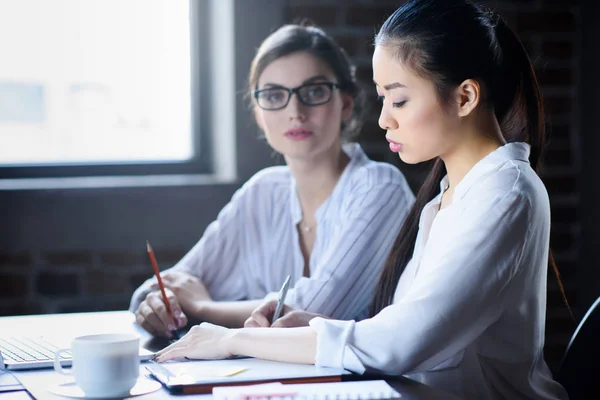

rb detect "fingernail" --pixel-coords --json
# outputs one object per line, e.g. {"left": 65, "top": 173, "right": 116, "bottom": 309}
{"left": 175, "top": 309, "right": 182, "bottom": 318}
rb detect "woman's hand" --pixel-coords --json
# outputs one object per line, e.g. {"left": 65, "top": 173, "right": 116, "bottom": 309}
{"left": 155, "top": 322, "right": 234, "bottom": 362}
{"left": 135, "top": 287, "right": 188, "bottom": 338}
{"left": 244, "top": 300, "right": 325, "bottom": 328}
{"left": 152, "top": 271, "right": 213, "bottom": 318}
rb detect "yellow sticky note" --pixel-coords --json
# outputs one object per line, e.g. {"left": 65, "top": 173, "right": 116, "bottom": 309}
{"left": 172, "top": 365, "right": 248, "bottom": 378}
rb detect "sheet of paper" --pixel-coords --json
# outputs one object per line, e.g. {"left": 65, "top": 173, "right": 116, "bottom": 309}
{"left": 212, "top": 379, "right": 402, "bottom": 400}
{"left": 148, "top": 361, "right": 250, "bottom": 385}
{"left": 169, "top": 364, "right": 248, "bottom": 378}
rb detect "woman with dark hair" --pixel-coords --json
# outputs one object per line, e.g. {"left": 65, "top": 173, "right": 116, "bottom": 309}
{"left": 130, "top": 25, "right": 414, "bottom": 336}
{"left": 155, "top": 1, "right": 569, "bottom": 398}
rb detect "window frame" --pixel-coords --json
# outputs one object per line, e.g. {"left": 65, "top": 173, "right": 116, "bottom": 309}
{"left": 0, "top": 0, "right": 212, "bottom": 180}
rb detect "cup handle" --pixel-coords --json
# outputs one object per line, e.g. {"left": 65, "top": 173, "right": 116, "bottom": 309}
{"left": 53, "top": 348, "right": 72, "bottom": 375}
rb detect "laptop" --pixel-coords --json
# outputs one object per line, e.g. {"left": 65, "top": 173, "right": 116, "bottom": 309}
{"left": 0, "top": 335, "right": 156, "bottom": 371}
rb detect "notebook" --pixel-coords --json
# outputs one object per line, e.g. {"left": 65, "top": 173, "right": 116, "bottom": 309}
{"left": 212, "top": 380, "right": 402, "bottom": 399}
{"left": 145, "top": 358, "right": 350, "bottom": 394}
{"left": 0, "top": 335, "right": 155, "bottom": 371}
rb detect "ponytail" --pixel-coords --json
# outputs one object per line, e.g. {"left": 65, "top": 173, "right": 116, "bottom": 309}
{"left": 491, "top": 15, "right": 545, "bottom": 172}
{"left": 493, "top": 14, "right": 573, "bottom": 319}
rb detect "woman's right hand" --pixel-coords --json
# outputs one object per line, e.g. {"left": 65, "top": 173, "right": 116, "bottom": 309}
{"left": 134, "top": 287, "right": 188, "bottom": 338}
{"left": 157, "top": 271, "right": 212, "bottom": 317}
{"left": 244, "top": 300, "right": 290, "bottom": 328}
{"left": 244, "top": 300, "right": 323, "bottom": 328}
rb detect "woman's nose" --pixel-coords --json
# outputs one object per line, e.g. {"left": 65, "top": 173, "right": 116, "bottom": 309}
{"left": 378, "top": 107, "right": 397, "bottom": 131}
{"left": 286, "top": 94, "right": 308, "bottom": 122}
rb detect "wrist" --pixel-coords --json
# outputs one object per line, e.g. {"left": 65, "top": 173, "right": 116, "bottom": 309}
{"left": 193, "top": 300, "right": 213, "bottom": 321}
{"left": 224, "top": 328, "right": 242, "bottom": 356}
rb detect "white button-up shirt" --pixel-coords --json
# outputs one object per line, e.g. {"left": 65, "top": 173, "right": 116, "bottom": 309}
{"left": 130, "top": 143, "right": 414, "bottom": 321}
{"left": 310, "top": 143, "right": 569, "bottom": 399}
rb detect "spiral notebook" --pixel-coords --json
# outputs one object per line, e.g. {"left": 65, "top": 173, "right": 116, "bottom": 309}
{"left": 212, "top": 380, "right": 402, "bottom": 399}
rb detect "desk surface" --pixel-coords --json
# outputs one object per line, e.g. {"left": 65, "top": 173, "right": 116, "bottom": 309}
{"left": 0, "top": 311, "right": 461, "bottom": 400}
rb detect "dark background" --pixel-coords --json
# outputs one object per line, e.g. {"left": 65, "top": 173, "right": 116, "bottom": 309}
{"left": 0, "top": 0, "right": 596, "bottom": 375}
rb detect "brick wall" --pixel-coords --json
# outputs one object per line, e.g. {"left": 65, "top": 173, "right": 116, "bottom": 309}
{"left": 0, "top": 247, "right": 187, "bottom": 315}
{"left": 286, "top": 0, "right": 580, "bottom": 374}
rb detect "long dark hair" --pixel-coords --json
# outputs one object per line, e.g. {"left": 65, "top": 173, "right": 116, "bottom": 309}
{"left": 370, "top": 0, "right": 571, "bottom": 317}
{"left": 248, "top": 24, "right": 365, "bottom": 140}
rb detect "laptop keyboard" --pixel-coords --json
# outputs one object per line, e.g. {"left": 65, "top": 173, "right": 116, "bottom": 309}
{"left": 0, "top": 337, "right": 71, "bottom": 363}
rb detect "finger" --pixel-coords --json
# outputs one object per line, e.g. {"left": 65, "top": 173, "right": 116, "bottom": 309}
{"left": 173, "top": 309, "right": 188, "bottom": 329}
{"left": 158, "top": 283, "right": 187, "bottom": 329}
{"left": 272, "top": 313, "right": 298, "bottom": 328}
{"left": 146, "top": 292, "right": 173, "bottom": 331}
{"left": 146, "top": 293, "right": 176, "bottom": 333}
{"left": 138, "top": 302, "right": 170, "bottom": 338}
{"left": 161, "top": 274, "right": 174, "bottom": 284}
{"left": 249, "top": 310, "right": 271, "bottom": 328}
{"left": 271, "top": 318, "right": 287, "bottom": 328}
{"left": 243, "top": 316, "right": 260, "bottom": 328}
{"left": 162, "top": 281, "right": 178, "bottom": 297}
{"left": 250, "top": 301, "right": 278, "bottom": 327}
{"left": 163, "top": 288, "right": 187, "bottom": 328}
{"left": 135, "top": 307, "right": 159, "bottom": 337}
{"left": 155, "top": 334, "right": 191, "bottom": 358}
{"left": 156, "top": 346, "right": 188, "bottom": 363}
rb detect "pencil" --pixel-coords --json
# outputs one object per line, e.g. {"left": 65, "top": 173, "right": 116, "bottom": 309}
{"left": 146, "top": 241, "right": 175, "bottom": 327}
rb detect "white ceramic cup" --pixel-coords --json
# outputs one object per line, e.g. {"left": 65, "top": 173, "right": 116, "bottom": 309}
{"left": 54, "top": 333, "right": 140, "bottom": 398}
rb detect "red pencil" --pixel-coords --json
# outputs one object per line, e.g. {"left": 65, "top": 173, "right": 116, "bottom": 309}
{"left": 146, "top": 241, "right": 175, "bottom": 327}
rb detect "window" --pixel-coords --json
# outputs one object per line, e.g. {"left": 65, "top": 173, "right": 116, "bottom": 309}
{"left": 0, "top": 0, "right": 214, "bottom": 179}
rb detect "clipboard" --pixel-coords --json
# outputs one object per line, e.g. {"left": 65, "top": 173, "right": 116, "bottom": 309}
{"left": 145, "top": 358, "right": 349, "bottom": 394}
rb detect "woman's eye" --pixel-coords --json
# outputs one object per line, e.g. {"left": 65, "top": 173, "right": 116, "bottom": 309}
{"left": 392, "top": 100, "right": 407, "bottom": 108}
{"left": 261, "top": 91, "right": 284, "bottom": 103}
{"left": 307, "top": 87, "right": 325, "bottom": 98}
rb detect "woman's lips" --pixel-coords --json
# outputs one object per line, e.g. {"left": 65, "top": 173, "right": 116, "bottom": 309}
{"left": 386, "top": 137, "right": 403, "bottom": 152}
{"left": 285, "top": 128, "right": 313, "bottom": 141}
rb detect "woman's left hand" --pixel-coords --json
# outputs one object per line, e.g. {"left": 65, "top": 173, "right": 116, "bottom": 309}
{"left": 154, "top": 322, "right": 234, "bottom": 362}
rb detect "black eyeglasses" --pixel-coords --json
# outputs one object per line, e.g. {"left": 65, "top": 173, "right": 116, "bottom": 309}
{"left": 253, "top": 82, "right": 340, "bottom": 110}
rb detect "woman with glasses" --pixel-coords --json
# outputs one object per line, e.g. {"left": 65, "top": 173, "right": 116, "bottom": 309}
{"left": 130, "top": 24, "right": 414, "bottom": 338}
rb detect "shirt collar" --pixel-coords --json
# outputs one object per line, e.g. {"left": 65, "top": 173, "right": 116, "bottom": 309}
{"left": 446, "top": 142, "right": 531, "bottom": 200}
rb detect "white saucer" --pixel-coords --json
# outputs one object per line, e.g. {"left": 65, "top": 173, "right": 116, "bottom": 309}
{"left": 48, "top": 376, "right": 162, "bottom": 399}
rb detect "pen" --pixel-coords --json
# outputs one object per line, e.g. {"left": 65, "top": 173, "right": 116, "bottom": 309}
{"left": 271, "top": 275, "right": 291, "bottom": 324}
{"left": 146, "top": 241, "right": 176, "bottom": 329}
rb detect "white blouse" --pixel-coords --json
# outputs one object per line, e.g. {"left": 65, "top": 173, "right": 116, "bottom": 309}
{"left": 130, "top": 143, "right": 414, "bottom": 321}
{"left": 310, "top": 143, "right": 569, "bottom": 399}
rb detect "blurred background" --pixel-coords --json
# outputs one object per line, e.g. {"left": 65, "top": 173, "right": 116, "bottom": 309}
{"left": 0, "top": 0, "right": 596, "bottom": 375}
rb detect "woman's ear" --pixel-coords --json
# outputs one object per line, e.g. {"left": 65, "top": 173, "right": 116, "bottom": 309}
{"left": 455, "top": 79, "right": 481, "bottom": 117}
{"left": 341, "top": 93, "right": 354, "bottom": 122}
